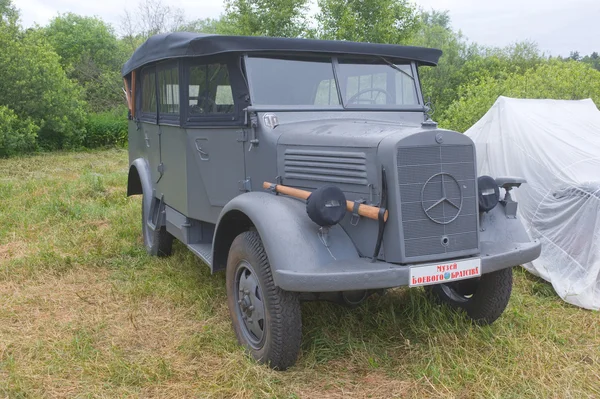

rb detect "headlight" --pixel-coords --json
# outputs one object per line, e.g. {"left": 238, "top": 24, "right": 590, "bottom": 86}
{"left": 306, "top": 185, "right": 347, "bottom": 226}
{"left": 477, "top": 175, "right": 500, "bottom": 212}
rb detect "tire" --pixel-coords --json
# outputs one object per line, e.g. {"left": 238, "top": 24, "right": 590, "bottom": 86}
{"left": 226, "top": 231, "right": 302, "bottom": 370}
{"left": 425, "top": 267, "right": 513, "bottom": 325}
{"left": 141, "top": 192, "right": 173, "bottom": 257}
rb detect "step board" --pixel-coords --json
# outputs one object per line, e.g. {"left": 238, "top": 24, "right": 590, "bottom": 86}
{"left": 188, "top": 243, "right": 213, "bottom": 266}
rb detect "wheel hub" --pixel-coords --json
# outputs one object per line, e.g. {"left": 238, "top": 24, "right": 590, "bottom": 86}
{"left": 239, "top": 293, "right": 255, "bottom": 318}
{"left": 234, "top": 261, "right": 266, "bottom": 347}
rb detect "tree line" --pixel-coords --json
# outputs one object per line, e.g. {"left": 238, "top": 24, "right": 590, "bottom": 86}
{"left": 0, "top": 0, "right": 599, "bottom": 156}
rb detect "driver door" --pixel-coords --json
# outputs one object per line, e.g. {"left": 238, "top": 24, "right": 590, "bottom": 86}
{"left": 182, "top": 56, "right": 250, "bottom": 223}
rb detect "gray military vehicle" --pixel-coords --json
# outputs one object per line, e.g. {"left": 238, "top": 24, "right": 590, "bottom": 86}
{"left": 122, "top": 33, "right": 541, "bottom": 369}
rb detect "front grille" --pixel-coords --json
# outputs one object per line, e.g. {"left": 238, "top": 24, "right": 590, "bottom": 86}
{"left": 397, "top": 145, "right": 478, "bottom": 260}
{"left": 284, "top": 149, "right": 368, "bottom": 186}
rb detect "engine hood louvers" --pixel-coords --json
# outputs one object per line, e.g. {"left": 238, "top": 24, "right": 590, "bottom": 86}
{"left": 283, "top": 149, "right": 368, "bottom": 186}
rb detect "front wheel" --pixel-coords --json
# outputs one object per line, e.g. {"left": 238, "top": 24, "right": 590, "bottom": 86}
{"left": 425, "top": 267, "right": 513, "bottom": 325}
{"left": 226, "top": 231, "right": 302, "bottom": 370}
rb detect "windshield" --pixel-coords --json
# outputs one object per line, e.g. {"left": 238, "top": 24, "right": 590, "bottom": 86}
{"left": 337, "top": 59, "right": 418, "bottom": 107}
{"left": 245, "top": 56, "right": 420, "bottom": 108}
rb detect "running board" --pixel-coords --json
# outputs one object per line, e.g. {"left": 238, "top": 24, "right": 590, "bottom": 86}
{"left": 188, "top": 243, "right": 213, "bottom": 266}
{"left": 164, "top": 205, "right": 215, "bottom": 267}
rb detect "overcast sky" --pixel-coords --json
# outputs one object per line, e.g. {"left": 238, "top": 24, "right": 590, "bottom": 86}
{"left": 14, "top": 0, "right": 600, "bottom": 56}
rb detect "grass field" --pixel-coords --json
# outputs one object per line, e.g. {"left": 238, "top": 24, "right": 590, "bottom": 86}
{"left": 0, "top": 149, "right": 599, "bottom": 398}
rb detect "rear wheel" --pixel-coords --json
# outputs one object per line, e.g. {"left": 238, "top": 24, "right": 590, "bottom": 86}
{"left": 426, "top": 267, "right": 513, "bottom": 325}
{"left": 226, "top": 231, "right": 302, "bottom": 370}
{"left": 141, "top": 191, "right": 173, "bottom": 257}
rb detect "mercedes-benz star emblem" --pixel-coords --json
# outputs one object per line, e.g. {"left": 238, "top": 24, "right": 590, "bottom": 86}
{"left": 421, "top": 172, "right": 463, "bottom": 225}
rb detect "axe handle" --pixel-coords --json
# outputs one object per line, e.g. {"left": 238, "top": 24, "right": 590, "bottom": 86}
{"left": 262, "top": 182, "right": 388, "bottom": 222}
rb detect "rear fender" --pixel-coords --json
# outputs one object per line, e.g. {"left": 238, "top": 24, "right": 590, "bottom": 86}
{"left": 127, "top": 158, "right": 152, "bottom": 197}
{"left": 212, "top": 192, "right": 360, "bottom": 287}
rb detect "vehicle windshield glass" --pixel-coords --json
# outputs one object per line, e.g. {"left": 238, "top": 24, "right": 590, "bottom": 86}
{"left": 336, "top": 58, "right": 418, "bottom": 107}
{"left": 245, "top": 56, "right": 340, "bottom": 106}
{"left": 245, "top": 56, "right": 419, "bottom": 108}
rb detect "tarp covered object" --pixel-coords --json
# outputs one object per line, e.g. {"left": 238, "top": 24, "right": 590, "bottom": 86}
{"left": 465, "top": 96, "right": 600, "bottom": 310}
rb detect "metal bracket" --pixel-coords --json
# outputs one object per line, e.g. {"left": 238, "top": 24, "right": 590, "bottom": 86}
{"left": 248, "top": 113, "right": 259, "bottom": 151}
{"left": 318, "top": 226, "right": 331, "bottom": 247}
{"left": 156, "top": 163, "right": 164, "bottom": 184}
{"left": 266, "top": 183, "right": 278, "bottom": 194}
{"left": 422, "top": 118, "right": 438, "bottom": 128}
{"left": 368, "top": 183, "right": 374, "bottom": 204}
{"left": 500, "top": 190, "right": 519, "bottom": 219}
{"left": 238, "top": 178, "right": 252, "bottom": 192}
{"left": 237, "top": 130, "right": 248, "bottom": 142}
{"left": 350, "top": 199, "right": 366, "bottom": 226}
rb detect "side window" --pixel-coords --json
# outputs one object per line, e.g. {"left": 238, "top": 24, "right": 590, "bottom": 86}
{"left": 158, "top": 64, "right": 180, "bottom": 116}
{"left": 188, "top": 63, "right": 234, "bottom": 115}
{"left": 140, "top": 67, "right": 156, "bottom": 115}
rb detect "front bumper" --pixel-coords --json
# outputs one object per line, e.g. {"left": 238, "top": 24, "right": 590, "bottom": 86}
{"left": 274, "top": 239, "right": 541, "bottom": 292}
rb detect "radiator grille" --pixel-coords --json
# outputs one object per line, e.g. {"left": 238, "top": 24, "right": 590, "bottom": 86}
{"left": 284, "top": 149, "right": 368, "bottom": 186}
{"left": 397, "top": 145, "right": 478, "bottom": 260}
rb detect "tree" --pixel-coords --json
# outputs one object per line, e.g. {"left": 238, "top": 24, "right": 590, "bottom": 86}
{"left": 220, "top": 0, "right": 310, "bottom": 37}
{"left": 581, "top": 52, "right": 600, "bottom": 71}
{"left": 439, "top": 61, "right": 600, "bottom": 133}
{"left": 177, "top": 17, "right": 224, "bottom": 34}
{"left": 315, "top": 0, "right": 419, "bottom": 43}
{"left": 44, "top": 13, "right": 127, "bottom": 112}
{"left": 569, "top": 50, "right": 581, "bottom": 61}
{"left": 0, "top": 0, "right": 18, "bottom": 24}
{"left": 0, "top": 105, "right": 38, "bottom": 156}
{"left": 413, "top": 18, "right": 544, "bottom": 118}
{"left": 121, "top": 0, "right": 185, "bottom": 51}
{"left": 0, "top": 22, "right": 87, "bottom": 149}
{"left": 409, "top": 10, "right": 478, "bottom": 116}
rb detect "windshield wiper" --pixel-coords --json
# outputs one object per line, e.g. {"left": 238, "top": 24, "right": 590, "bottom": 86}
{"left": 379, "top": 57, "right": 414, "bottom": 81}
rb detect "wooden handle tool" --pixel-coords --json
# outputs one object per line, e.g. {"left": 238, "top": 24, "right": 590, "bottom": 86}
{"left": 263, "top": 182, "right": 388, "bottom": 222}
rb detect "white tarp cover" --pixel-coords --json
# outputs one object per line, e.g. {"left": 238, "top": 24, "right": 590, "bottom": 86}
{"left": 465, "top": 96, "right": 600, "bottom": 310}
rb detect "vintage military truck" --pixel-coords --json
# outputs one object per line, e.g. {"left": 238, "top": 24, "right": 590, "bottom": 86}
{"left": 122, "top": 33, "right": 541, "bottom": 369}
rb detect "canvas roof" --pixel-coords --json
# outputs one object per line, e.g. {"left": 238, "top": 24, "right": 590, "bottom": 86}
{"left": 122, "top": 32, "right": 443, "bottom": 76}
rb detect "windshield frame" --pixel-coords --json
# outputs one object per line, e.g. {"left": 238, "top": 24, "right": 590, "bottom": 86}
{"left": 243, "top": 54, "right": 424, "bottom": 112}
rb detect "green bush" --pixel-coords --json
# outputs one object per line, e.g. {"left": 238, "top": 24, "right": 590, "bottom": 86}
{"left": 0, "top": 23, "right": 87, "bottom": 150}
{"left": 439, "top": 60, "right": 600, "bottom": 132}
{"left": 83, "top": 109, "right": 128, "bottom": 148}
{"left": 0, "top": 105, "right": 38, "bottom": 157}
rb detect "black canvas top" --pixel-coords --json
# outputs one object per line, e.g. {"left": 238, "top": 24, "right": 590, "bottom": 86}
{"left": 122, "top": 32, "right": 443, "bottom": 76}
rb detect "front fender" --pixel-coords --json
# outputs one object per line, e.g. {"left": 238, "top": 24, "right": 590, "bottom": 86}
{"left": 213, "top": 192, "right": 360, "bottom": 289}
{"left": 479, "top": 204, "right": 541, "bottom": 273}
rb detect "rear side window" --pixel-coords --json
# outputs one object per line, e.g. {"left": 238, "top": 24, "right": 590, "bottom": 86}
{"left": 140, "top": 67, "right": 156, "bottom": 115}
{"left": 158, "top": 64, "right": 180, "bottom": 115}
{"left": 188, "top": 63, "right": 234, "bottom": 115}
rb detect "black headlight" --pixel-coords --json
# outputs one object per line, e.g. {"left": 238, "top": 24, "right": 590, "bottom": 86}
{"left": 306, "top": 185, "right": 347, "bottom": 226}
{"left": 477, "top": 175, "right": 500, "bottom": 212}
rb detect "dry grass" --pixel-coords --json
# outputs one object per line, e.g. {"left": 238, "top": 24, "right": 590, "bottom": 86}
{"left": 0, "top": 149, "right": 599, "bottom": 398}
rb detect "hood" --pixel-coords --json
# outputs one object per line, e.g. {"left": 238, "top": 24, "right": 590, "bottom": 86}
{"left": 275, "top": 118, "right": 425, "bottom": 148}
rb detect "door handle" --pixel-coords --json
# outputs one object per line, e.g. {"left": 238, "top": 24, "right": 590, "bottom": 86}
{"left": 144, "top": 132, "right": 150, "bottom": 148}
{"left": 195, "top": 138, "right": 209, "bottom": 161}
